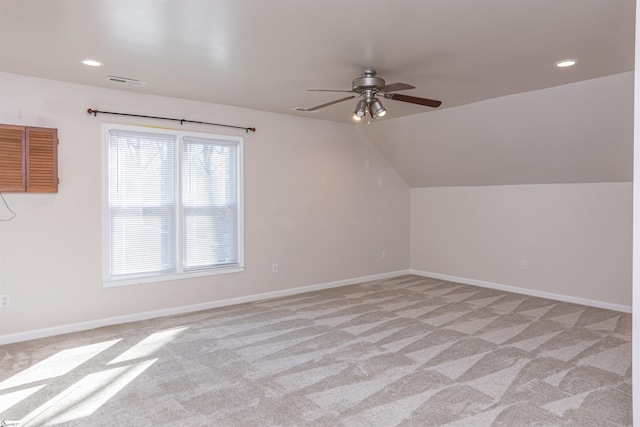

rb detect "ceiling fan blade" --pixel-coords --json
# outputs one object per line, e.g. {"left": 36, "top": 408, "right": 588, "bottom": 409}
{"left": 384, "top": 93, "right": 441, "bottom": 108}
{"left": 380, "top": 82, "right": 415, "bottom": 92}
{"left": 298, "top": 95, "right": 356, "bottom": 112}
{"left": 307, "top": 89, "right": 354, "bottom": 93}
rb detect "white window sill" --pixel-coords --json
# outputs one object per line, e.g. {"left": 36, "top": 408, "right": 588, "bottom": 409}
{"left": 103, "top": 265, "right": 245, "bottom": 288}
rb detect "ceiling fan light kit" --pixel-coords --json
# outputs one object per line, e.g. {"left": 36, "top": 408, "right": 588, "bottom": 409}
{"left": 369, "top": 98, "right": 386, "bottom": 119}
{"left": 352, "top": 99, "right": 368, "bottom": 121}
{"left": 301, "top": 69, "right": 442, "bottom": 121}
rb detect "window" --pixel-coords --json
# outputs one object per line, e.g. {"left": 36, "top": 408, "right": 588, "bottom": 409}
{"left": 103, "top": 124, "right": 243, "bottom": 286}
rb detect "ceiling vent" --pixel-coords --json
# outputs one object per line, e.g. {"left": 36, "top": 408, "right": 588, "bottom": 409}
{"left": 106, "top": 76, "right": 147, "bottom": 86}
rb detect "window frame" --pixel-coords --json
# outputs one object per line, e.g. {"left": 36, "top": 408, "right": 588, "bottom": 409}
{"left": 102, "top": 123, "right": 244, "bottom": 287}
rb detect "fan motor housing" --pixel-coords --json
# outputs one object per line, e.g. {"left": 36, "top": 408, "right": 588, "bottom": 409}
{"left": 352, "top": 70, "right": 385, "bottom": 92}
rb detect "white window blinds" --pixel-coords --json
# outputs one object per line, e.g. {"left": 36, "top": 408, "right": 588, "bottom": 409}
{"left": 182, "top": 137, "right": 239, "bottom": 269}
{"left": 105, "top": 126, "right": 242, "bottom": 284}
{"left": 108, "top": 130, "right": 176, "bottom": 278}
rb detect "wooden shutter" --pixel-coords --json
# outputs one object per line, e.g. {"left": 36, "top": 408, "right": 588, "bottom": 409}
{"left": 0, "top": 124, "right": 26, "bottom": 191}
{"left": 26, "top": 127, "right": 58, "bottom": 192}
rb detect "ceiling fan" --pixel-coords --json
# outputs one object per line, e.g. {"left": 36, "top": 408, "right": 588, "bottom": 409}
{"left": 297, "top": 69, "right": 442, "bottom": 121}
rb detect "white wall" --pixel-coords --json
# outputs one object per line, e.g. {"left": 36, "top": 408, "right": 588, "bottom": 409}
{"left": 631, "top": 0, "right": 639, "bottom": 418}
{"left": 0, "top": 72, "right": 410, "bottom": 340}
{"left": 411, "top": 183, "right": 632, "bottom": 308}
{"left": 0, "top": 70, "right": 632, "bottom": 343}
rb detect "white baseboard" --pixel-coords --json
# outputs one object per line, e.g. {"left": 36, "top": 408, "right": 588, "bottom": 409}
{"left": 3, "top": 268, "right": 628, "bottom": 345}
{"left": 0, "top": 270, "right": 411, "bottom": 345}
{"left": 410, "top": 269, "right": 632, "bottom": 313}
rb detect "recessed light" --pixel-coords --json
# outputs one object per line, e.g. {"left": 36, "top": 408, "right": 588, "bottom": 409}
{"left": 82, "top": 59, "right": 102, "bottom": 67}
{"left": 555, "top": 59, "right": 577, "bottom": 68}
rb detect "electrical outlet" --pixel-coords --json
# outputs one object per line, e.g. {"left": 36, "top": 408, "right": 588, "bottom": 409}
{"left": 381, "top": 250, "right": 387, "bottom": 259}
{"left": 0, "top": 294, "right": 10, "bottom": 308}
{"left": 520, "top": 260, "right": 527, "bottom": 270}
{"left": 272, "top": 263, "right": 279, "bottom": 273}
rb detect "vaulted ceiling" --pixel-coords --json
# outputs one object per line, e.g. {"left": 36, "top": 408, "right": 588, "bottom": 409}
{"left": 0, "top": 0, "right": 635, "bottom": 186}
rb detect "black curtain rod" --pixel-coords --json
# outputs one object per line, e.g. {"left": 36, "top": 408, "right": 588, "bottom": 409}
{"left": 87, "top": 109, "right": 256, "bottom": 133}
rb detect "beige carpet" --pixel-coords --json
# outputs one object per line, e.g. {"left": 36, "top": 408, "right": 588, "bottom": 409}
{"left": 0, "top": 275, "right": 632, "bottom": 426}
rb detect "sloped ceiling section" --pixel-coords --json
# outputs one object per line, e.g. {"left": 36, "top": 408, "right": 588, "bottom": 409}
{"left": 359, "top": 73, "right": 634, "bottom": 188}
